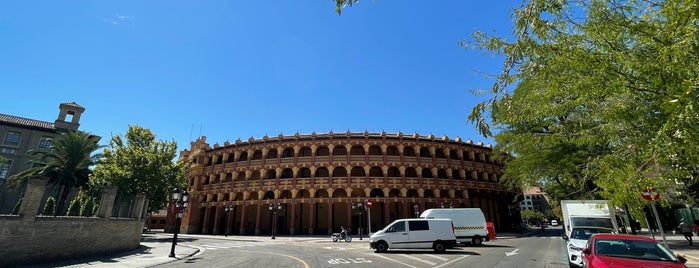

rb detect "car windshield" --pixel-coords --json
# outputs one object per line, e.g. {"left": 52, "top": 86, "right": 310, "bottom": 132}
{"left": 570, "top": 227, "right": 613, "bottom": 240}
{"left": 594, "top": 239, "right": 678, "bottom": 262}
{"left": 571, "top": 217, "right": 614, "bottom": 229}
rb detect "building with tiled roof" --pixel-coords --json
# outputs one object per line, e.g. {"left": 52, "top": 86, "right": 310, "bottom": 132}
{"left": 0, "top": 102, "right": 85, "bottom": 213}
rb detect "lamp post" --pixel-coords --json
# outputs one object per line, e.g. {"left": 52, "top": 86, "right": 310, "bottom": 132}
{"left": 169, "top": 188, "right": 189, "bottom": 258}
{"left": 224, "top": 205, "right": 233, "bottom": 237}
{"left": 352, "top": 202, "right": 364, "bottom": 240}
{"left": 268, "top": 202, "right": 282, "bottom": 239}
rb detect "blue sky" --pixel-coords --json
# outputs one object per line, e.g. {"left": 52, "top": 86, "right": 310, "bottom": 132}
{"left": 1, "top": 1, "right": 520, "bottom": 152}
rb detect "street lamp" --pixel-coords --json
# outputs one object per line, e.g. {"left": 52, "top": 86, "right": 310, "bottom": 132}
{"left": 169, "top": 188, "right": 189, "bottom": 258}
{"left": 352, "top": 202, "right": 365, "bottom": 240}
{"left": 224, "top": 205, "right": 233, "bottom": 237}
{"left": 268, "top": 202, "right": 282, "bottom": 239}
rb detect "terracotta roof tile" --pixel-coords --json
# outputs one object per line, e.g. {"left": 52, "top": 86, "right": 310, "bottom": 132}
{"left": 0, "top": 113, "right": 55, "bottom": 130}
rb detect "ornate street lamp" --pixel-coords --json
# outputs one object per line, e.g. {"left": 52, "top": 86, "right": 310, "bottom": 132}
{"left": 224, "top": 205, "right": 233, "bottom": 237}
{"left": 352, "top": 202, "right": 365, "bottom": 240}
{"left": 268, "top": 202, "right": 282, "bottom": 239}
{"left": 169, "top": 188, "right": 189, "bottom": 258}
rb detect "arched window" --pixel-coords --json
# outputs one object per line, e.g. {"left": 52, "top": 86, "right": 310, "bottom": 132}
{"left": 449, "top": 149, "right": 460, "bottom": 160}
{"left": 266, "top": 170, "right": 277, "bottom": 179}
{"left": 386, "top": 146, "right": 399, "bottom": 156}
{"left": 387, "top": 167, "right": 400, "bottom": 177}
{"left": 421, "top": 169, "right": 433, "bottom": 178}
{"left": 419, "top": 148, "right": 431, "bottom": 157}
{"left": 236, "top": 172, "right": 246, "bottom": 181}
{"left": 263, "top": 191, "right": 275, "bottom": 200}
{"left": 437, "top": 169, "right": 448, "bottom": 179}
{"left": 316, "top": 147, "right": 330, "bottom": 156}
{"left": 266, "top": 149, "right": 278, "bottom": 159}
{"left": 251, "top": 171, "right": 261, "bottom": 180}
{"left": 435, "top": 149, "right": 446, "bottom": 158}
{"left": 405, "top": 167, "right": 418, "bottom": 177}
{"left": 368, "top": 146, "right": 382, "bottom": 155}
{"left": 215, "top": 156, "right": 222, "bottom": 165}
{"left": 299, "top": 147, "right": 312, "bottom": 157}
{"left": 350, "top": 167, "right": 365, "bottom": 177}
{"left": 315, "top": 167, "right": 329, "bottom": 177}
{"left": 452, "top": 170, "right": 462, "bottom": 179}
{"left": 298, "top": 168, "right": 312, "bottom": 178}
{"left": 332, "top": 167, "right": 347, "bottom": 177}
{"left": 226, "top": 153, "right": 235, "bottom": 163}
{"left": 251, "top": 150, "right": 263, "bottom": 160}
{"left": 281, "top": 148, "right": 294, "bottom": 158}
{"left": 369, "top": 167, "right": 383, "bottom": 177}
{"left": 404, "top": 147, "right": 416, "bottom": 156}
{"left": 350, "top": 146, "right": 364, "bottom": 155}
{"left": 280, "top": 168, "right": 293, "bottom": 178}
{"left": 333, "top": 146, "right": 347, "bottom": 155}
{"left": 239, "top": 152, "right": 248, "bottom": 161}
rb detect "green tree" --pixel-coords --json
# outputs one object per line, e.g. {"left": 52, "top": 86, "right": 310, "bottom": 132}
{"left": 334, "top": 0, "right": 360, "bottom": 15}
{"left": 466, "top": 0, "right": 699, "bottom": 209}
{"left": 8, "top": 130, "right": 103, "bottom": 214}
{"left": 91, "top": 125, "right": 186, "bottom": 212}
{"left": 521, "top": 209, "right": 544, "bottom": 224}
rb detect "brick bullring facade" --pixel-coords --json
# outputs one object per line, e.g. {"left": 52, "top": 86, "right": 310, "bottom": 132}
{"left": 177, "top": 131, "right": 520, "bottom": 236}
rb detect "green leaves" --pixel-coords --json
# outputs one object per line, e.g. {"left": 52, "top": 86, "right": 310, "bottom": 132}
{"left": 91, "top": 125, "right": 186, "bottom": 212}
{"left": 470, "top": 0, "right": 699, "bottom": 207}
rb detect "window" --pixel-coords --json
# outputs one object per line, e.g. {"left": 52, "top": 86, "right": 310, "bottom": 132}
{"left": 0, "top": 147, "right": 17, "bottom": 155}
{"left": 3, "top": 131, "right": 21, "bottom": 146}
{"left": 408, "top": 220, "right": 430, "bottom": 231}
{"left": 0, "top": 160, "right": 12, "bottom": 179}
{"left": 390, "top": 221, "right": 406, "bottom": 232}
{"left": 38, "top": 137, "right": 53, "bottom": 149}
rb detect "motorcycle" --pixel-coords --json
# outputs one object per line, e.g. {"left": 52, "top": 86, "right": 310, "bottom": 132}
{"left": 331, "top": 231, "right": 352, "bottom": 243}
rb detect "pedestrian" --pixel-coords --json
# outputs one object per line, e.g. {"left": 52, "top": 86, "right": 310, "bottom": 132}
{"left": 678, "top": 218, "right": 693, "bottom": 246}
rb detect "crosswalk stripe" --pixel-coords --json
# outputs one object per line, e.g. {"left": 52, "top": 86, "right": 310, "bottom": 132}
{"left": 399, "top": 254, "right": 437, "bottom": 266}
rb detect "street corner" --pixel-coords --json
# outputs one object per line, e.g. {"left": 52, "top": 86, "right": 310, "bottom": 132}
{"left": 681, "top": 254, "right": 699, "bottom": 268}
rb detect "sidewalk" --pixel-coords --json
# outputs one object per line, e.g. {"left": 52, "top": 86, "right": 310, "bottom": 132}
{"left": 18, "top": 231, "right": 200, "bottom": 268}
{"left": 643, "top": 230, "right": 699, "bottom": 268}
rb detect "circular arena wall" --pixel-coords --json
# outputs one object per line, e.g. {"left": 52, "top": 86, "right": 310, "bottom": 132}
{"left": 177, "top": 131, "right": 520, "bottom": 236}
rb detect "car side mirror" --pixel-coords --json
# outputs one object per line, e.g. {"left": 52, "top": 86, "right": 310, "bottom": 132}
{"left": 582, "top": 248, "right": 590, "bottom": 255}
{"left": 562, "top": 233, "right": 568, "bottom": 240}
{"left": 677, "top": 254, "right": 688, "bottom": 264}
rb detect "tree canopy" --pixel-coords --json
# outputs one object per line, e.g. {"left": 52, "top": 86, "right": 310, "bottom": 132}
{"left": 467, "top": 0, "right": 699, "bottom": 209}
{"left": 91, "top": 125, "right": 186, "bottom": 212}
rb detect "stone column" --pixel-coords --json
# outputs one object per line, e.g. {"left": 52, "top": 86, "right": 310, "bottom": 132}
{"left": 19, "top": 177, "right": 49, "bottom": 219}
{"left": 97, "top": 185, "right": 118, "bottom": 219}
{"left": 131, "top": 194, "right": 147, "bottom": 219}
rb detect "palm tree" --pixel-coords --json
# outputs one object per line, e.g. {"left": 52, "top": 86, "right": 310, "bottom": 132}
{"left": 8, "top": 130, "right": 104, "bottom": 214}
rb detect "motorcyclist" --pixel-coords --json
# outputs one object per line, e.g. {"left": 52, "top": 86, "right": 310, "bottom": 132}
{"left": 340, "top": 226, "right": 348, "bottom": 238}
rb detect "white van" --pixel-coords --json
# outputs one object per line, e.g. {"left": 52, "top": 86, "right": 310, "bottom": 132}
{"left": 369, "top": 218, "right": 458, "bottom": 253}
{"left": 420, "top": 208, "right": 489, "bottom": 246}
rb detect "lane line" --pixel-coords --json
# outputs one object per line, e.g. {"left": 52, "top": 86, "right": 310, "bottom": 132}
{"left": 399, "top": 254, "right": 437, "bottom": 265}
{"left": 225, "top": 248, "right": 310, "bottom": 268}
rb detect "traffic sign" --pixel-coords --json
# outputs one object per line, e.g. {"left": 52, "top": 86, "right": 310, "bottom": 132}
{"left": 642, "top": 187, "right": 660, "bottom": 201}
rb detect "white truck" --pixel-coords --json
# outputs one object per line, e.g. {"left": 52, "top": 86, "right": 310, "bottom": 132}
{"left": 561, "top": 200, "right": 618, "bottom": 240}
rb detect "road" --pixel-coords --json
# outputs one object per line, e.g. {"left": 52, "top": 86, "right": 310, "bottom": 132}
{"left": 155, "top": 227, "right": 568, "bottom": 268}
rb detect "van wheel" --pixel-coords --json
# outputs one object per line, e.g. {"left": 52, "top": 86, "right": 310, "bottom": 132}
{"left": 472, "top": 236, "right": 483, "bottom": 246}
{"left": 375, "top": 241, "right": 388, "bottom": 253}
{"left": 433, "top": 241, "right": 446, "bottom": 253}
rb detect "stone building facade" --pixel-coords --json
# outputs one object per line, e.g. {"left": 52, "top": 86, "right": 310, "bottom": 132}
{"left": 0, "top": 102, "right": 85, "bottom": 212}
{"left": 177, "top": 131, "right": 520, "bottom": 236}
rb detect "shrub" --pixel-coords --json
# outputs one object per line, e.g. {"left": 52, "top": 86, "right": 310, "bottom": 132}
{"left": 43, "top": 196, "right": 56, "bottom": 215}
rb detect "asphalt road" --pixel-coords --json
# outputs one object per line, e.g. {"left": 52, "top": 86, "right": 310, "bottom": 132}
{"left": 155, "top": 227, "right": 568, "bottom": 268}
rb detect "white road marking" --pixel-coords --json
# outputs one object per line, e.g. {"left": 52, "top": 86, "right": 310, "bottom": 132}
{"left": 370, "top": 253, "right": 419, "bottom": 268}
{"left": 399, "top": 254, "right": 437, "bottom": 266}
{"left": 506, "top": 248, "right": 520, "bottom": 256}
{"left": 424, "top": 254, "right": 449, "bottom": 261}
{"left": 433, "top": 255, "right": 469, "bottom": 268}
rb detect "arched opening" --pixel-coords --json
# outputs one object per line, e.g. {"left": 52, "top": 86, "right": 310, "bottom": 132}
{"left": 368, "top": 146, "right": 381, "bottom": 155}
{"left": 421, "top": 169, "right": 433, "bottom": 178}
{"left": 406, "top": 189, "right": 419, "bottom": 198}
{"left": 332, "top": 167, "right": 347, "bottom": 177}
{"left": 333, "top": 147, "right": 347, "bottom": 155}
{"left": 263, "top": 191, "right": 275, "bottom": 200}
{"left": 251, "top": 170, "right": 261, "bottom": 180}
{"left": 298, "top": 168, "right": 312, "bottom": 178}
{"left": 449, "top": 149, "right": 460, "bottom": 160}
{"left": 369, "top": 188, "right": 384, "bottom": 198}
{"left": 437, "top": 169, "right": 448, "bottom": 179}
{"left": 387, "top": 167, "right": 400, "bottom": 177}
{"left": 369, "top": 167, "right": 383, "bottom": 177}
{"left": 351, "top": 188, "right": 365, "bottom": 197}
{"left": 332, "top": 189, "right": 348, "bottom": 198}
{"left": 316, "top": 147, "right": 330, "bottom": 156}
{"left": 405, "top": 167, "right": 418, "bottom": 177}
{"left": 266, "top": 170, "right": 277, "bottom": 179}
{"left": 435, "top": 149, "right": 446, "bottom": 158}
{"left": 280, "top": 168, "right": 293, "bottom": 179}
{"left": 316, "top": 167, "right": 329, "bottom": 177}
{"left": 419, "top": 148, "right": 431, "bottom": 157}
{"left": 266, "top": 149, "right": 278, "bottom": 159}
{"left": 279, "top": 190, "right": 292, "bottom": 199}
{"left": 281, "top": 148, "right": 294, "bottom": 158}
{"left": 350, "top": 167, "right": 365, "bottom": 177}
{"left": 236, "top": 172, "right": 246, "bottom": 181}
{"left": 299, "top": 147, "right": 312, "bottom": 157}
{"left": 388, "top": 189, "right": 401, "bottom": 197}
{"left": 386, "top": 146, "right": 399, "bottom": 156}
{"left": 424, "top": 190, "right": 435, "bottom": 198}
{"left": 239, "top": 152, "right": 248, "bottom": 161}
{"left": 350, "top": 146, "right": 364, "bottom": 155}
{"left": 251, "top": 150, "right": 263, "bottom": 160}
{"left": 404, "top": 147, "right": 416, "bottom": 156}
{"left": 452, "top": 170, "right": 462, "bottom": 179}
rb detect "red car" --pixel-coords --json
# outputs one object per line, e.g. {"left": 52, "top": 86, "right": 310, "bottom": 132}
{"left": 581, "top": 234, "right": 687, "bottom": 268}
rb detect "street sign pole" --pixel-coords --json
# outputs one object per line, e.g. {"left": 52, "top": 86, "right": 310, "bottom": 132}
{"left": 651, "top": 201, "right": 668, "bottom": 248}
{"left": 366, "top": 199, "right": 372, "bottom": 234}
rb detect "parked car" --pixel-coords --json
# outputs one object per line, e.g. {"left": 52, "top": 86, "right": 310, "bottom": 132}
{"left": 551, "top": 220, "right": 559, "bottom": 226}
{"left": 581, "top": 234, "right": 687, "bottom": 268}
{"left": 563, "top": 226, "right": 615, "bottom": 267}
{"left": 369, "top": 218, "right": 457, "bottom": 253}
